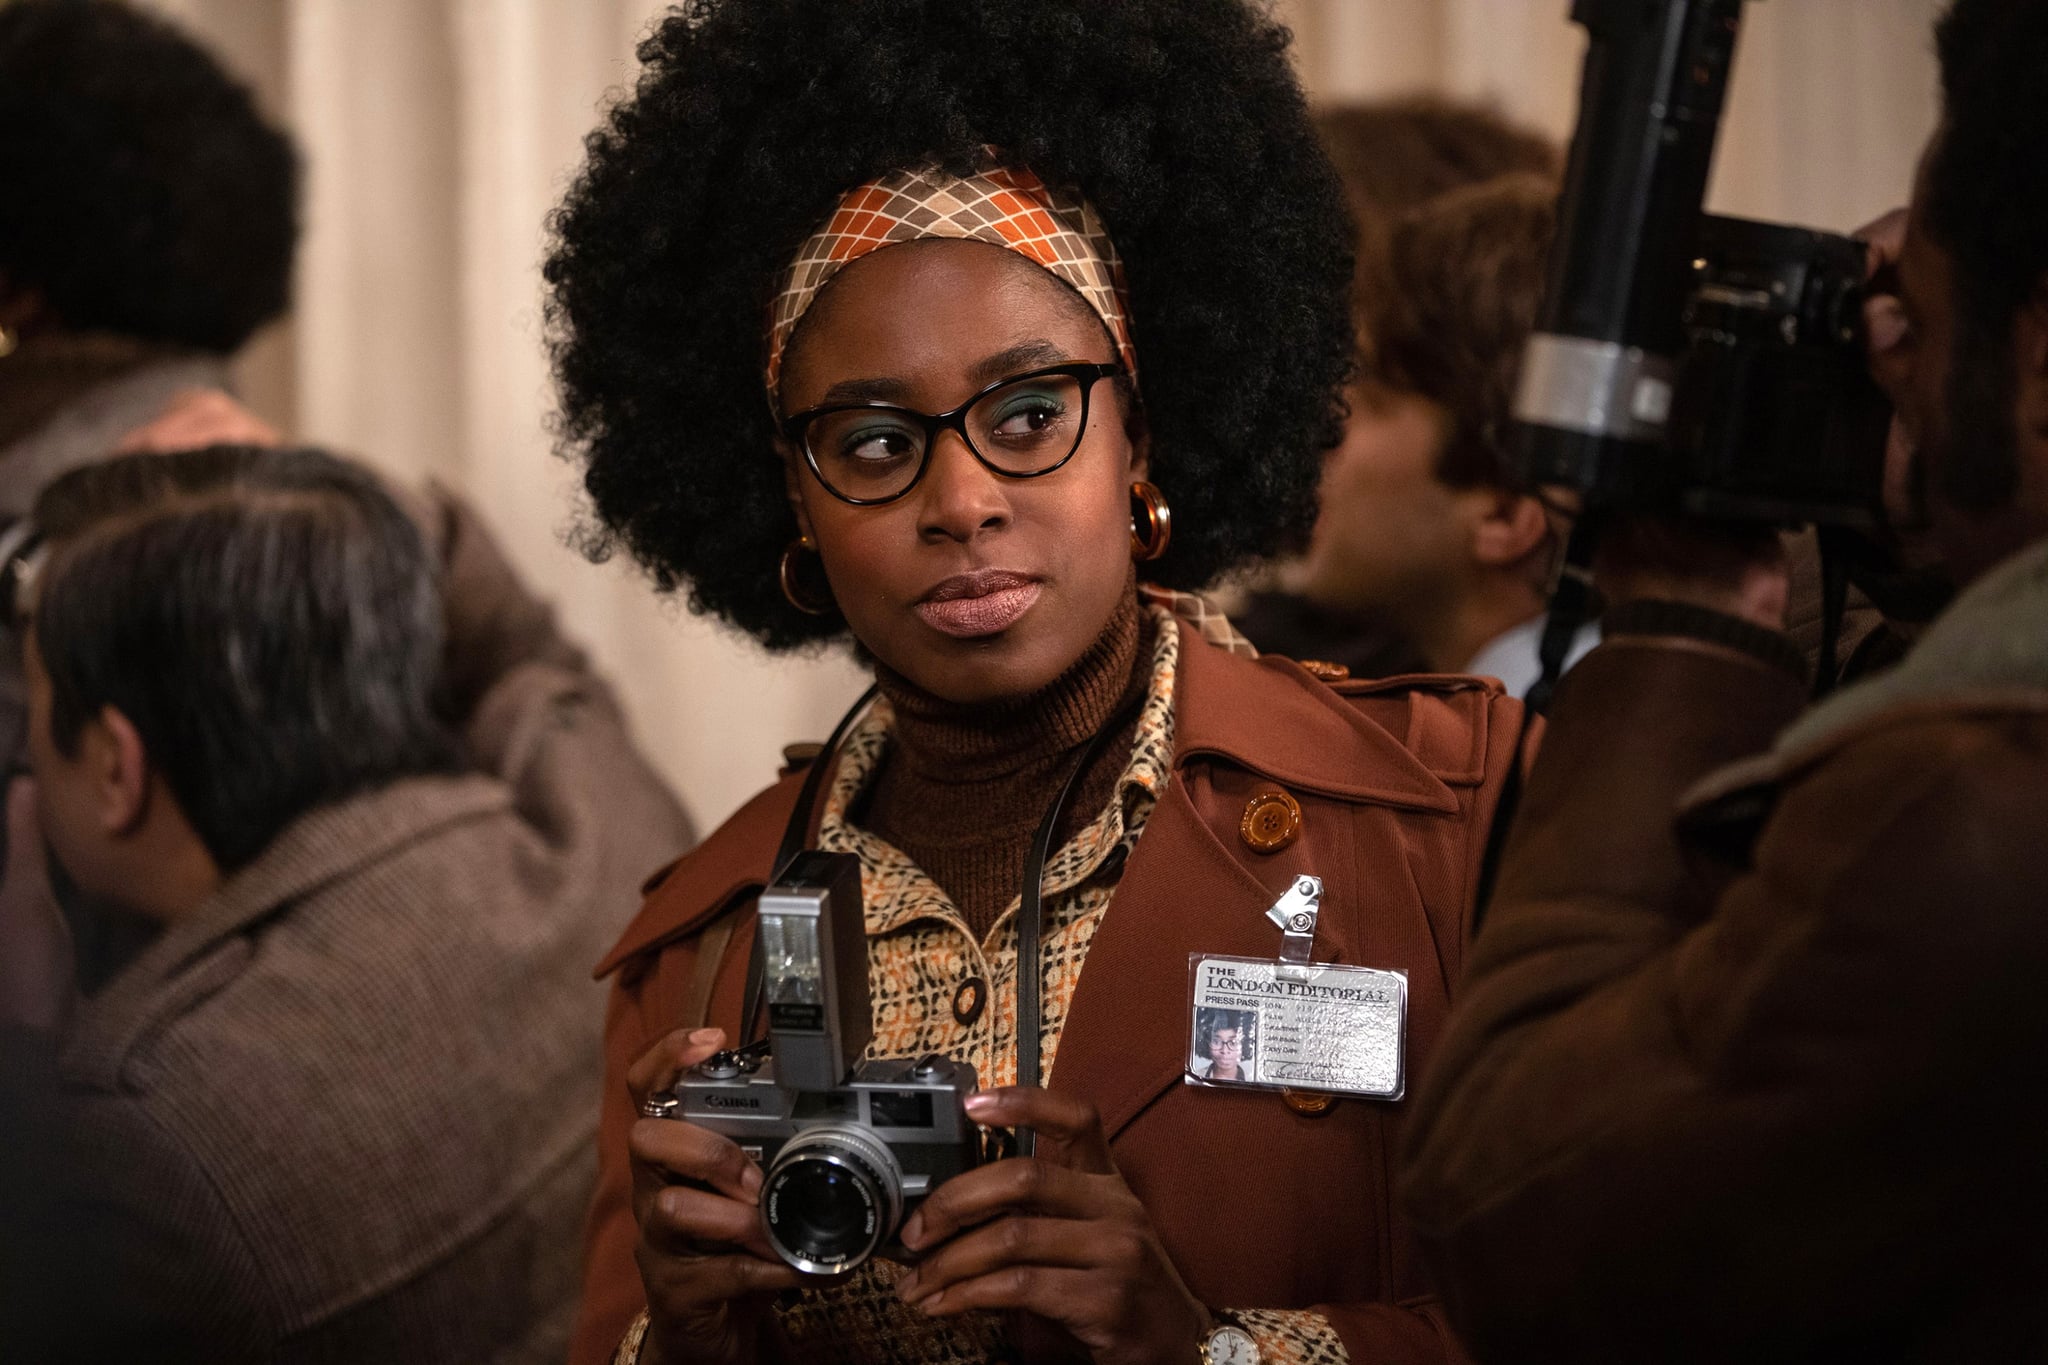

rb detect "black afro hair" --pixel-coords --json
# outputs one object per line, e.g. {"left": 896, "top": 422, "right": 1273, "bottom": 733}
{"left": 0, "top": 0, "right": 299, "bottom": 354}
{"left": 545, "top": 0, "right": 1355, "bottom": 649}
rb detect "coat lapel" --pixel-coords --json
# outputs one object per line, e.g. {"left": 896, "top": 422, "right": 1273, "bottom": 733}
{"left": 595, "top": 768, "right": 808, "bottom": 979}
{"left": 1052, "top": 769, "right": 1361, "bottom": 1143}
{"left": 1051, "top": 776, "right": 1266, "bottom": 1140}
{"left": 1053, "top": 627, "right": 1461, "bottom": 1143}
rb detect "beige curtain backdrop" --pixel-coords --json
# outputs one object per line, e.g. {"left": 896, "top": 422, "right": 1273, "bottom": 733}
{"left": 135, "top": 0, "right": 1944, "bottom": 833}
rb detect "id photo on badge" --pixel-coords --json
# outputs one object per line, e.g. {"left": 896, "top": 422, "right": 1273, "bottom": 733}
{"left": 1190, "top": 1006, "right": 1257, "bottom": 1086}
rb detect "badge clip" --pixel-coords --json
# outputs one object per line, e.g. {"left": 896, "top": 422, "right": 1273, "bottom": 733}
{"left": 1263, "top": 874, "right": 1322, "bottom": 981}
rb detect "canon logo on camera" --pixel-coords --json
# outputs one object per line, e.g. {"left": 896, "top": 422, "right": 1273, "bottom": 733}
{"left": 705, "top": 1094, "right": 763, "bottom": 1109}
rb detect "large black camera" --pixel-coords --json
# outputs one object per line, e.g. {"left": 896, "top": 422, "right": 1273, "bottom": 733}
{"left": 643, "top": 851, "right": 984, "bottom": 1275}
{"left": 1513, "top": 0, "right": 1889, "bottom": 527}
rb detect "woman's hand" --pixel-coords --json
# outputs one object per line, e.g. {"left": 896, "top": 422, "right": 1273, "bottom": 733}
{"left": 894, "top": 1086, "right": 1210, "bottom": 1365}
{"left": 625, "top": 1027, "right": 803, "bottom": 1365}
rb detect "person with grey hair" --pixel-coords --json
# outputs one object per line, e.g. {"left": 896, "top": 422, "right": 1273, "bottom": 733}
{"left": 0, "top": 445, "right": 693, "bottom": 1362}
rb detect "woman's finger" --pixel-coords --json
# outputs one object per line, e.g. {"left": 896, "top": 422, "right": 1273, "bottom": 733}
{"left": 625, "top": 1026, "right": 729, "bottom": 1111}
{"left": 893, "top": 1214, "right": 1111, "bottom": 1305}
{"left": 903, "top": 1262, "right": 1113, "bottom": 1323}
{"left": 629, "top": 1114, "right": 764, "bottom": 1204}
{"left": 899, "top": 1157, "right": 1110, "bottom": 1250}
{"left": 635, "top": 1244, "right": 805, "bottom": 1310}
{"left": 642, "top": 1181, "right": 781, "bottom": 1262}
{"left": 963, "top": 1086, "right": 1116, "bottom": 1174}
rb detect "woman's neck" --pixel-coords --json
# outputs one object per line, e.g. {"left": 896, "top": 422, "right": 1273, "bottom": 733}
{"left": 864, "top": 591, "right": 1152, "bottom": 939}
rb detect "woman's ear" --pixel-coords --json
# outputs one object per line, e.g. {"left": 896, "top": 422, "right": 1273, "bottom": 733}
{"left": 1122, "top": 394, "right": 1151, "bottom": 482}
{"left": 777, "top": 441, "right": 817, "bottom": 542}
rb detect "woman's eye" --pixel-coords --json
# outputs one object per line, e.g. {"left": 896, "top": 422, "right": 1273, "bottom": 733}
{"left": 837, "top": 424, "right": 918, "bottom": 464}
{"left": 990, "top": 395, "right": 1067, "bottom": 439}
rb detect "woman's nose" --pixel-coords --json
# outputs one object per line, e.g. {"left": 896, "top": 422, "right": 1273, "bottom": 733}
{"left": 916, "top": 428, "right": 1011, "bottom": 543}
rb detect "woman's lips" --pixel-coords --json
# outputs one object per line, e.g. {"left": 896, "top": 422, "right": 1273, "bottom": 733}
{"left": 915, "top": 571, "right": 1043, "bottom": 638}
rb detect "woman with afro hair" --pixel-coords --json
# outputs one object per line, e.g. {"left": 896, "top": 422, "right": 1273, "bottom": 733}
{"left": 552, "top": 3, "right": 1523, "bottom": 1362}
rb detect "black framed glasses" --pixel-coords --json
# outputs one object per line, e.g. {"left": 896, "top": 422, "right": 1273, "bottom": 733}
{"left": 780, "top": 362, "right": 1125, "bottom": 506}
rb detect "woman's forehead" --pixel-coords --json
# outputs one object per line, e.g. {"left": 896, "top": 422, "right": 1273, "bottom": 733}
{"left": 777, "top": 240, "right": 1109, "bottom": 406}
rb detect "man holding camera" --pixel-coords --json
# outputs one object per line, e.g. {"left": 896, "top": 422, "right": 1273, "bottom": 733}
{"left": 1402, "top": 0, "right": 2048, "bottom": 1359}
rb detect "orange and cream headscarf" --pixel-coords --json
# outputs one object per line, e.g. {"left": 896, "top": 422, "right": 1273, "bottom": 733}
{"left": 764, "top": 158, "right": 1137, "bottom": 398}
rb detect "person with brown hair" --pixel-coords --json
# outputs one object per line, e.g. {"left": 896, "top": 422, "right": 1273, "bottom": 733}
{"left": 1315, "top": 98, "right": 1560, "bottom": 366}
{"left": 1233, "top": 100, "right": 1565, "bottom": 680}
{"left": 1316, "top": 96, "right": 1560, "bottom": 222}
{"left": 1294, "top": 174, "right": 1596, "bottom": 696}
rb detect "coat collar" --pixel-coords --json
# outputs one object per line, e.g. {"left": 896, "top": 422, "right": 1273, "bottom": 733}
{"left": 1167, "top": 618, "right": 1468, "bottom": 811}
{"left": 598, "top": 623, "right": 1497, "bottom": 984}
{"left": 1054, "top": 623, "right": 1502, "bottom": 1141}
{"left": 1051, "top": 770, "right": 1317, "bottom": 1139}
{"left": 62, "top": 774, "right": 509, "bottom": 1089}
{"left": 595, "top": 769, "right": 808, "bottom": 978}
{"left": 599, "top": 620, "right": 1485, "bottom": 977}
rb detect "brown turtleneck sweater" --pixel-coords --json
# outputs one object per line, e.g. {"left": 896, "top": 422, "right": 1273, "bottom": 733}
{"left": 864, "top": 590, "right": 1155, "bottom": 941}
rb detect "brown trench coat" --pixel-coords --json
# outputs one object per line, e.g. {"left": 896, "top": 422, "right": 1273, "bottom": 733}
{"left": 572, "top": 621, "right": 1523, "bottom": 1363}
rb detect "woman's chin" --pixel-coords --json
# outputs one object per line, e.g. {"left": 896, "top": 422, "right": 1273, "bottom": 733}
{"left": 885, "top": 631, "right": 1075, "bottom": 706}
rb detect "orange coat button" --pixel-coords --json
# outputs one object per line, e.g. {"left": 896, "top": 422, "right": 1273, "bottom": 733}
{"left": 1282, "top": 1088, "right": 1337, "bottom": 1116}
{"left": 1239, "top": 789, "right": 1303, "bottom": 853}
{"left": 1298, "top": 659, "right": 1351, "bottom": 682}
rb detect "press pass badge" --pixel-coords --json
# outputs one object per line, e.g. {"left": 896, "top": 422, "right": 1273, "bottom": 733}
{"left": 1184, "top": 876, "right": 1409, "bottom": 1100}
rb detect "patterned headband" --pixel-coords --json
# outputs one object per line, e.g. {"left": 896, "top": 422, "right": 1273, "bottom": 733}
{"left": 764, "top": 159, "right": 1137, "bottom": 398}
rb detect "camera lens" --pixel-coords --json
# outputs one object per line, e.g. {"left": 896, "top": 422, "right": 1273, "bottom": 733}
{"left": 760, "top": 1125, "right": 904, "bottom": 1274}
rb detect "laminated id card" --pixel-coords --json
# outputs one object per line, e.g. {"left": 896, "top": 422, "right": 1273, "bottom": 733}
{"left": 1185, "top": 954, "right": 1408, "bottom": 1100}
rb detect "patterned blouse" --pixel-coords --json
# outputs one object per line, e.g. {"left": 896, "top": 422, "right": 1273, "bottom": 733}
{"left": 619, "top": 600, "right": 1345, "bottom": 1364}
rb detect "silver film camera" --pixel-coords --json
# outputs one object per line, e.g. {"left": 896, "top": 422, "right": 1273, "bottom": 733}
{"left": 648, "top": 850, "right": 984, "bottom": 1275}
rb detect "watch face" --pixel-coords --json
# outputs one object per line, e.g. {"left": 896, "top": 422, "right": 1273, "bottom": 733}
{"left": 1207, "top": 1324, "right": 1260, "bottom": 1365}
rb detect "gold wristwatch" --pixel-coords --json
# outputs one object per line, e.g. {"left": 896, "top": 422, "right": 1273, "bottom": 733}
{"left": 1200, "top": 1313, "right": 1260, "bottom": 1365}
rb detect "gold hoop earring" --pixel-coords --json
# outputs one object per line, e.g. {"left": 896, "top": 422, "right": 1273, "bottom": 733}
{"left": 779, "top": 535, "right": 835, "bottom": 616}
{"left": 1129, "top": 481, "right": 1172, "bottom": 562}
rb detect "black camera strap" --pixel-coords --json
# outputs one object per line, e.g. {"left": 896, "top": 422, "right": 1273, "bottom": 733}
{"left": 1014, "top": 706, "right": 1130, "bottom": 1158}
{"left": 1470, "top": 513, "right": 1604, "bottom": 935}
{"left": 1814, "top": 527, "right": 1852, "bottom": 700}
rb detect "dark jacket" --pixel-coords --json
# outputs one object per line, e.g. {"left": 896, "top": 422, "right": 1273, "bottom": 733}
{"left": 1401, "top": 541, "right": 2048, "bottom": 1362}
{"left": 573, "top": 619, "right": 1525, "bottom": 1364}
